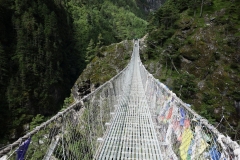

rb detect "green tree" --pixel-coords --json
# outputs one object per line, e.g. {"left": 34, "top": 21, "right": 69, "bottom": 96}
{"left": 173, "top": 72, "right": 198, "bottom": 99}
{"left": 85, "top": 39, "right": 95, "bottom": 63}
{"left": 30, "top": 114, "right": 45, "bottom": 130}
{"left": 96, "top": 33, "right": 103, "bottom": 48}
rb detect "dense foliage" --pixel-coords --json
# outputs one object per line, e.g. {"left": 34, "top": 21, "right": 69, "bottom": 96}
{"left": 0, "top": 0, "right": 81, "bottom": 144}
{"left": 0, "top": 0, "right": 147, "bottom": 144}
{"left": 146, "top": 0, "right": 240, "bottom": 139}
{"left": 69, "top": 0, "right": 147, "bottom": 60}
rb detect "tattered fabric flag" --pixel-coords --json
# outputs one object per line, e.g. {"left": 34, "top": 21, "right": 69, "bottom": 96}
{"left": 189, "top": 126, "right": 209, "bottom": 159}
{"left": 17, "top": 137, "right": 31, "bottom": 160}
{"left": 179, "top": 128, "right": 193, "bottom": 160}
{"left": 161, "top": 101, "right": 171, "bottom": 117}
{"left": 171, "top": 97, "right": 174, "bottom": 102}
{"left": 184, "top": 119, "right": 190, "bottom": 129}
{"left": 209, "top": 147, "right": 221, "bottom": 160}
{"left": 172, "top": 120, "right": 182, "bottom": 141}
{"left": 180, "top": 108, "right": 185, "bottom": 126}
{"left": 166, "top": 107, "right": 173, "bottom": 120}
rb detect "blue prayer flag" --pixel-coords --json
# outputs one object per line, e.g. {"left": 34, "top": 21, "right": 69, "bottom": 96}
{"left": 209, "top": 147, "right": 221, "bottom": 160}
{"left": 17, "top": 137, "right": 31, "bottom": 160}
{"left": 180, "top": 108, "right": 185, "bottom": 126}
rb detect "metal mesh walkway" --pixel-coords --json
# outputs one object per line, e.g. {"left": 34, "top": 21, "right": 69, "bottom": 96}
{"left": 95, "top": 42, "right": 162, "bottom": 159}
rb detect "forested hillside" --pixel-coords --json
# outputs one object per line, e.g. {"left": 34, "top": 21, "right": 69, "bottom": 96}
{"left": 0, "top": 0, "right": 80, "bottom": 145}
{"left": 145, "top": 0, "right": 240, "bottom": 139}
{"left": 0, "top": 0, "right": 148, "bottom": 145}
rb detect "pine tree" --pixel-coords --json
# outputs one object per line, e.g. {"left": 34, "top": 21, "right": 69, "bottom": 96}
{"left": 85, "top": 39, "right": 95, "bottom": 63}
{"left": 96, "top": 33, "right": 103, "bottom": 48}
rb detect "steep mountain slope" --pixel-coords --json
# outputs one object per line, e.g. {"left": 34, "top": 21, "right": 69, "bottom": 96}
{"left": 145, "top": 0, "right": 240, "bottom": 139}
{"left": 0, "top": 0, "right": 79, "bottom": 144}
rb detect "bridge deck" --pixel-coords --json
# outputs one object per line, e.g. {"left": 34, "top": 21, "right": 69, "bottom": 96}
{"left": 95, "top": 42, "right": 162, "bottom": 160}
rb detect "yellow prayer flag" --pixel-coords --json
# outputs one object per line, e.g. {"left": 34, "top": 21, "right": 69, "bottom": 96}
{"left": 179, "top": 128, "right": 193, "bottom": 160}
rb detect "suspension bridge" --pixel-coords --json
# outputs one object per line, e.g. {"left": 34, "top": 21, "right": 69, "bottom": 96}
{"left": 0, "top": 40, "right": 240, "bottom": 160}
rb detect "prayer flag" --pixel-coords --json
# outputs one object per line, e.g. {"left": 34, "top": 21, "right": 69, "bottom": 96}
{"left": 17, "top": 137, "right": 31, "bottom": 160}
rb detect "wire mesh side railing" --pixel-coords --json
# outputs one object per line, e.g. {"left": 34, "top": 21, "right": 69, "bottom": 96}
{"left": 138, "top": 56, "right": 240, "bottom": 159}
{"left": 0, "top": 41, "right": 137, "bottom": 160}
{"left": 0, "top": 82, "right": 116, "bottom": 159}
